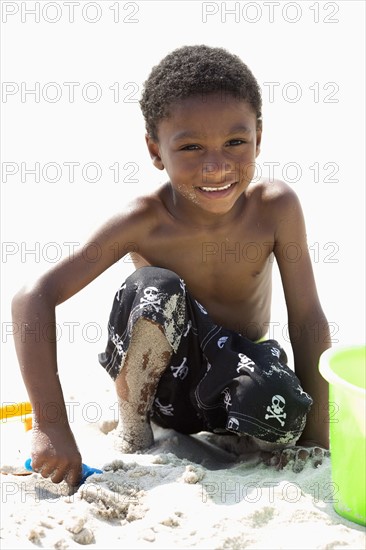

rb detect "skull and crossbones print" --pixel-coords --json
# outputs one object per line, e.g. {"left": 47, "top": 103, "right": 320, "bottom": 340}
{"left": 236, "top": 353, "right": 256, "bottom": 373}
{"left": 265, "top": 394, "right": 287, "bottom": 426}
{"left": 154, "top": 398, "right": 174, "bottom": 416}
{"left": 110, "top": 328, "right": 124, "bottom": 356}
{"left": 221, "top": 387, "right": 232, "bottom": 410}
{"left": 140, "top": 286, "right": 162, "bottom": 312}
{"left": 170, "top": 357, "right": 189, "bottom": 380}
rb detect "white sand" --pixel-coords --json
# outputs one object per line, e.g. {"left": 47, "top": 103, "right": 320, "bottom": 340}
{"left": 1, "top": 388, "right": 365, "bottom": 550}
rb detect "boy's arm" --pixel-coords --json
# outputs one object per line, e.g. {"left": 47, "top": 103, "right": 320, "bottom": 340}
{"left": 273, "top": 183, "right": 331, "bottom": 450}
{"left": 11, "top": 207, "right": 145, "bottom": 484}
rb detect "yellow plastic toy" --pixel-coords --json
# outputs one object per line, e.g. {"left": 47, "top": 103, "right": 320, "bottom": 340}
{"left": 0, "top": 402, "right": 33, "bottom": 431}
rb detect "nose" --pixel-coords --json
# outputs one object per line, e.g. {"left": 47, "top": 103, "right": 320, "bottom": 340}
{"left": 201, "top": 160, "right": 238, "bottom": 184}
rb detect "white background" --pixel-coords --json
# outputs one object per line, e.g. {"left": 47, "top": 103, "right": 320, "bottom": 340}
{"left": 1, "top": 0, "right": 365, "bottom": 405}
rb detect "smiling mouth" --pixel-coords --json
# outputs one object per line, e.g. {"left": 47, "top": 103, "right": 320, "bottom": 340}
{"left": 198, "top": 182, "right": 235, "bottom": 192}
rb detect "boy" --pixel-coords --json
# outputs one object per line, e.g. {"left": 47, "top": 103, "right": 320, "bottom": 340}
{"left": 12, "top": 45, "right": 330, "bottom": 486}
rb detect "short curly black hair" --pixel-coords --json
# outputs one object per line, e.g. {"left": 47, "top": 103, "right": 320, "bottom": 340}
{"left": 140, "top": 45, "right": 262, "bottom": 141}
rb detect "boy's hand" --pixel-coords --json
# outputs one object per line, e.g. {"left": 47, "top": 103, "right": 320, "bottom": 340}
{"left": 31, "top": 423, "right": 82, "bottom": 486}
{"left": 262, "top": 441, "right": 330, "bottom": 473}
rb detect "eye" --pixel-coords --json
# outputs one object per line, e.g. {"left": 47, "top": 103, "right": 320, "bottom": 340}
{"left": 181, "top": 144, "right": 200, "bottom": 151}
{"left": 226, "top": 139, "right": 246, "bottom": 146}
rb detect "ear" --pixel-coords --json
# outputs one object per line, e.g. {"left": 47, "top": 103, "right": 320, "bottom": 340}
{"left": 255, "top": 126, "right": 262, "bottom": 158}
{"left": 145, "top": 134, "right": 165, "bottom": 170}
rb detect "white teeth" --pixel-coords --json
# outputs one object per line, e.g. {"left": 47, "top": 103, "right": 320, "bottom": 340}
{"left": 200, "top": 183, "right": 233, "bottom": 192}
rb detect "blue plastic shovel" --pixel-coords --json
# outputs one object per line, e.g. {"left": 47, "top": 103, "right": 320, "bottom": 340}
{"left": 24, "top": 458, "right": 103, "bottom": 484}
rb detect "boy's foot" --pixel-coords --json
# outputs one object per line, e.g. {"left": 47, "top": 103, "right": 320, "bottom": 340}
{"left": 261, "top": 444, "right": 330, "bottom": 473}
{"left": 112, "top": 419, "right": 154, "bottom": 454}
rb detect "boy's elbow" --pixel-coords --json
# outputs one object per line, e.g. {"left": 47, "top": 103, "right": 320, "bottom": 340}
{"left": 12, "top": 285, "right": 30, "bottom": 309}
{"left": 11, "top": 284, "right": 36, "bottom": 317}
{"left": 11, "top": 280, "right": 54, "bottom": 315}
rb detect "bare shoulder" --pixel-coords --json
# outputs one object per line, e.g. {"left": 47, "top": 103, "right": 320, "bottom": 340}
{"left": 248, "top": 178, "right": 304, "bottom": 223}
{"left": 248, "top": 178, "right": 300, "bottom": 206}
{"left": 102, "top": 186, "right": 165, "bottom": 233}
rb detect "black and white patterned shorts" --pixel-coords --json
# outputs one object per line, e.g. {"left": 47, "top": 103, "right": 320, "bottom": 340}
{"left": 98, "top": 267, "right": 313, "bottom": 444}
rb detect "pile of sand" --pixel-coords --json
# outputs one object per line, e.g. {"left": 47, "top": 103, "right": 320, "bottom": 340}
{"left": 1, "top": 409, "right": 365, "bottom": 550}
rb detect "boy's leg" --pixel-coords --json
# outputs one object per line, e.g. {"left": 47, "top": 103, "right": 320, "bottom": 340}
{"left": 98, "top": 266, "right": 188, "bottom": 452}
{"left": 114, "top": 317, "right": 172, "bottom": 453}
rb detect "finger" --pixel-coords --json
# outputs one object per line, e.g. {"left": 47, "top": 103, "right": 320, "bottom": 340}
{"left": 29, "top": 456, "right": 44, "bottom": 474}
{"left": 292, "top": 448, "right": 310, "bottom": 473}
{"left": 310, "top": 446, "right": 327, "bottom": 468}
{"left": 276, "top": 448, "right": 296, "bottom": 470}
{"left": 266, "top": 451, "right": 281, "bottom": 467}
{"left": 31, "top": 453, "right": 56, "bottom": 474}
{"left": 65, "top": 464, "right": 82, "bottom": 487}
{"left": 271, "top": 452, "right": 282, "bottom": 467}
{"left": 49, "top": 468, "right": 66, "bottom": 485}
{"left": 30, "top": 458, "right": 66, "bottom": 484}
{"left": 259, "top": 450, "right": 275, "bottom": 465}
{"left": 31, "top": 460, "right": 54, "bottom": 479}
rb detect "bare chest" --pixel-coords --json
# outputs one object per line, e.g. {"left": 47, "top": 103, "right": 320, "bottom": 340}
{"left": 134, "top": 222, "right": 274, "bottom": 335}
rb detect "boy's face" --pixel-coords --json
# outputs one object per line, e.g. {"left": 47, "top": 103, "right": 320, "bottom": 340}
{"left": 146, "top": 93, "right": 262, "bottom": 217}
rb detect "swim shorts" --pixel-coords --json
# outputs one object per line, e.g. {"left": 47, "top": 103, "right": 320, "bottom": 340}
{"left": 98, "top": 267, "right": 313, "bottom": 445}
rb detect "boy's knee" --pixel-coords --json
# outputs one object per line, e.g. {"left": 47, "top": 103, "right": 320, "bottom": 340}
{"left": 125, "top": 266, "right": 185, "bottom": 296}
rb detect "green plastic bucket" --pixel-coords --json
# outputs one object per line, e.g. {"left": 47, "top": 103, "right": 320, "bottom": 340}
{"left": 319, "top": 345, "right": 366, "bottom": 526}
